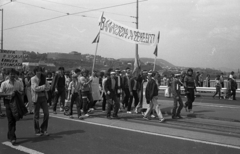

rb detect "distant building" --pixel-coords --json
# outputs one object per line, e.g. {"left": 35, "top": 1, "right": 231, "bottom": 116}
{"left": 47, "top": 51, "right": 81, "bottom": 60}
{"left": 23, "top": 62, "right": 56, "bottom": 71}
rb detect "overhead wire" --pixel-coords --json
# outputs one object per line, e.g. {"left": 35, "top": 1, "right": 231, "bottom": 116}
{"left": 15, "top": 1, "right": 134, "bottom": 23}
{"left": 32, "top": 0, "right": 138, "bottom": 17}
{"left": 4, "top": 0, "right": 143, "bottom": 30}
{"left": 0, "top": 1, "right": 12, "bottom": 7}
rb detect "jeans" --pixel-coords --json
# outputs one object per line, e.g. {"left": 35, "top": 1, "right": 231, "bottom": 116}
{"left": 185, "top": 88, "right": 195, "bottom": 110}
{"left": 69, "top": 93, "right": 81, "bottom": 117}
{"left": 172, "top": 95, "right": 183, "bottom": 116}
{"left": 34, "top": 96, "right": 49, "bottom": 133}
{"left": 144, "top": 96, "right": 163, "bottom": 119}
{"left": 106, "top": 92, "right": 120, "bottom": 117}
{"left": 53, "top": 90, "right": 65, "bottom": 111}
{"left": 128, "top": 90, "right": 139, "bottom": 111}
{"left": 81, "top": 91, "right": 92, "bottom": 114}
{"left": 4, "top": 99, "right": 17, "bottom": 141}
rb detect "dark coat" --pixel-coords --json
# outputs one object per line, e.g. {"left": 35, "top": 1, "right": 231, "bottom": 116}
{"left": 104, "top": 77, "right": 117, "bottom": 99}
{"left": 129, "top": 77, "right": 140, "bottom": 92}
{"left": 10, "top": 91, "right": 28, "bottom": 121}
{"left": 51, "top": 74, "right": 65, "bottom": 92}
{"left": 145, "top": 79, "right": 158, "bottom": 104}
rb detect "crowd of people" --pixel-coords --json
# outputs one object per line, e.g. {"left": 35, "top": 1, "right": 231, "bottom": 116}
{"left": 0, "top": 66, "right": 238, "bottom": 145}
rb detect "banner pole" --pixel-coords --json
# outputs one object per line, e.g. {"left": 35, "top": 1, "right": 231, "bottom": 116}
{"left": 92, "top": 35, "right": 99, "bottom": 74}
{"left": 153, "top": 56, "right": 156, "bottom": 71}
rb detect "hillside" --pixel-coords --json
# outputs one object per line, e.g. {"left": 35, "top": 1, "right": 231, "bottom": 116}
{"left": 119, "top": 58, "right": 175, "bottom": 68}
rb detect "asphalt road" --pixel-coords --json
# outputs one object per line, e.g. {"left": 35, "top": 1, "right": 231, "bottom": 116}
{"left": 0, "top": 114, "right": 240, "bottom": 154}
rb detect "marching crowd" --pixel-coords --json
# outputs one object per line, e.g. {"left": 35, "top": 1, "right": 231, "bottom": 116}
{"left": 0, "top": 66, "right": 238, "bottom": 145}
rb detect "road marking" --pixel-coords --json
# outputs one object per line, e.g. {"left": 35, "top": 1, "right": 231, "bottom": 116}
{"left": 2, "top": 141, "right": 44, "bottom": 154}
{"left": 50, "top": 114, "right": 240, "bottom": 150}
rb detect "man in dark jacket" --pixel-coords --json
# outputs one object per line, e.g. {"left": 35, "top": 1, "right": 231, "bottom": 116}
{"left": 122, "top": 71, "right": 131, "bottom": 109}
{"left": 143, "top": 71, "right": 164, "bottom": 122}
{"left": 104, "top": 71, "right": 120, "bottom": 119}
{"left": 52, "top": 67, "right": 66, "bottom": 114}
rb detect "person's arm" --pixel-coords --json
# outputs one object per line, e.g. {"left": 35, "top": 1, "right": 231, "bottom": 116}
{"left": 31, "top": 77, "right": 45, "bottom": 92}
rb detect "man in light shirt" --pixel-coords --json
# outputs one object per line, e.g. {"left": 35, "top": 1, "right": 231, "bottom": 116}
{"left": 0, "top": 69, "right": 24, "bottom": 145}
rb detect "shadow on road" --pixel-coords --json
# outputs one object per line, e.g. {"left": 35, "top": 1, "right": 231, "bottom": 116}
{"left": 16, "top": 129, "right": 85, "bottom": 145}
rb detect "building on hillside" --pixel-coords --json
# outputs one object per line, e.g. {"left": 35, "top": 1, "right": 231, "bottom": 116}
{"left": 47, "top": 51, "right": 81, "bottom": 60}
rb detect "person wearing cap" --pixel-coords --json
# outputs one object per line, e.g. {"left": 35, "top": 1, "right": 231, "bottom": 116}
{"left": 67, "top": 74, "right": 82, "bottom": 119}
{"left": 184, "top": 68, "right": 197, "bottom": 113}
{"left": 171, "top": 74, "right": 183, "bottom": 119}
{"left": 144, "top": 71, "right": 165, "bottom": 122}
{"left": 104, "top": 71, "right": 120, "bottom": 119}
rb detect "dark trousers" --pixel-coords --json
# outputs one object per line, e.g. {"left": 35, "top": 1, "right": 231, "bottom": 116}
{"left": 106, "top": 92, "right": 120, "bottom": 117}
{"left": 128, "top": 90, "right": 139, "bottom": 111}
{"left": 102, "top": 93, "right": 106, "bottom": 111}
{"left": 213, "top": 87, "right": 221, "bottom": 98}
{"left": 34, "top": 96, "right": 49, "bottom": 133}
{"left": 47, "top": 90, "right": 52, "bottom": 106}
{"left": 221, "top": 82, "right": 224, "bottom": 88}
{"left": 69, "top": 93, "right": 81, "bottom": 117}
{"left": 81, "top": 91, "right": 92, "bottom": 114}
{"left": 185, "top": 89, "right": 195, "bottom": 110}
{"left": 230, "top": 89, "right": 236, "bottom": 100}
{"left": 123, "top": 88, "right": 130, "bottom": 108}
{"left": 172, "top": 95, "right": 183, "bottom": 116}
{"left": 5, "top": 100, "right": 17, "bottom": 141}
{"left": 53, "top": 90, "right": 65, "bottom": 111}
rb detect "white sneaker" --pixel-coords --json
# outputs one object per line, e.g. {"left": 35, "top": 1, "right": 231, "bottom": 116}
{"left": 60, "top": 107, "right": 64, "bottom": 112}
{"left": 69, "top": 115, "right": 73, "bottom": 118}
{"left": 159, "top": 118, "right": 165, "bottom": 123}
{"left": 84, "top": 114, "right": 89, "bottom": 117}
{"left": 151, "top": 115, "right": 156, "bottom": 118}
{"left": 127, "top": 111, "right": 132, "bottom": 114}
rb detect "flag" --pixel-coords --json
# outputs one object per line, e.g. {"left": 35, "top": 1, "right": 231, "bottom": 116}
{"left": 132, "top": 50, "right": 141, "bottom": 78}
{"left": 153, "top": 31, "right": 160, "bottom": 57}
{"left": 92, "top": 32, "right": 100, "bottom": 43}
{"left": 153, "top": 45, "right": 158, "bottom": 57}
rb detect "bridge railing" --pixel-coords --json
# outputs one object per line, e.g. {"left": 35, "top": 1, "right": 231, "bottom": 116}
{"left": 159, "top": 86, "right": 240, "bottom": 93}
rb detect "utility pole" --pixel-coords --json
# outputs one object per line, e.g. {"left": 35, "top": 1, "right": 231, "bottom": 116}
{"left": 136, "top": 0, "right": 138, "bottom": 61}
{"left": 0, "top": 9, "right": 3, "bottom": 51}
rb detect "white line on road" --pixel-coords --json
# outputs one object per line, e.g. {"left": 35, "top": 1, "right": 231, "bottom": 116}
{"left": 50, "top": 114, "right": 240, "bottom": 150}
{"left": 2, "top": 141, "right": 44, "bottom": 154}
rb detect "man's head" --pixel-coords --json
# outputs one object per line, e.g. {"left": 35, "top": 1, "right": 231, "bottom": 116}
{"left": 8, "top": 69, "right": 17, "bottom": 81}
{"left": 72, "top": 74, "right": 78, "bottom": 81}
{"left": 34, "top": 66, "right": 43, "bottom": 77}
{"left": 74, "top": 68, "right": 81, "bottom": 76}
{"left": 115, "top": 68, "right": 120, "bottom": 75}
{"left": 110, "top": 72, "right": 116, "bottom": 79}
{"left": 187, "top": 68, "right": 193, "bottom": 76}
{"left": 81, "top": 69, "right": 89, "bottom": 77}
{"left": 58, "top": 67, "right": 64, "bottom": 75}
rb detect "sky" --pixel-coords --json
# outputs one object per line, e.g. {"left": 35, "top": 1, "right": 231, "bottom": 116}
{"left": 1, "top": 0, "right": 240, "bottom": 70}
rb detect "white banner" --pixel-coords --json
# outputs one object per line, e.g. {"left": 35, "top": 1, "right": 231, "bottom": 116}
{"left": 99, "top": 15, "right": 159, "bottom": 46}
{"left": 0, "top": 50, "right": 23, "bottom": 68}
